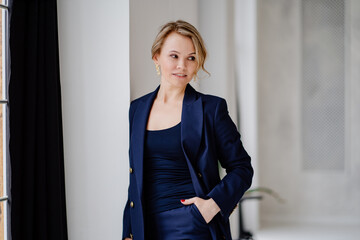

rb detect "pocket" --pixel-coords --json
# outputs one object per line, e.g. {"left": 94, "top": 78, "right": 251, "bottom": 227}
{"left": 190, "top": 204, "right": 207, "bottom": 225}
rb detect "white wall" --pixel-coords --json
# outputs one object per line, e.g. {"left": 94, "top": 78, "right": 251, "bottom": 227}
{"left": 58, "top": 0, "right": 130, "bottom": 239}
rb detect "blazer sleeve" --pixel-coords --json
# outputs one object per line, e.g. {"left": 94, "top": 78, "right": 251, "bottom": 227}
{"left": 207, "top": 98, "right": 253, "bottom": 219}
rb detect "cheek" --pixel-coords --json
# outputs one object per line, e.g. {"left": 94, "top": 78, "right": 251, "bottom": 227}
{"left": 189, "top": 64, "right": 198, "bottom": 74}
{"left": 161, "top": 61, "right": 176, "bottom": 73}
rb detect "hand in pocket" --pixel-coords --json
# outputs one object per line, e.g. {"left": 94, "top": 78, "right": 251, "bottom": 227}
{"left": 180, "top": 197, "right": 220, "bottom": 223}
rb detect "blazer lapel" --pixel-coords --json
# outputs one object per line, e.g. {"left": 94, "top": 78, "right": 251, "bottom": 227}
{"left": 181, "top": 84, "right": 203, "bottom": 162}
{"left": 131, "top": 86, "right": 159, "bottom": 202}
{"left": 181, "top": 84, "right": 205, "bottom": 196}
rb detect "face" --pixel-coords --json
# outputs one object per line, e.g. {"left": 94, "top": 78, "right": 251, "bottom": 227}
{"left": 154, "top": 32, "right": 197, "bottom": 88}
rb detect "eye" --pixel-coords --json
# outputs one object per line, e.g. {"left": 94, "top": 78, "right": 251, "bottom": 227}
{"left": 170, "top": 54, "right": 178, "bottom": 59}
{"left": 188, "top": 56, "right": 196, "bottom": 61}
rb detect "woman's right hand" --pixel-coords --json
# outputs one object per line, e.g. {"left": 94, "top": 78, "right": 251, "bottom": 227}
{"left": 124, "top": 238, "right": 132, "bottom": 240}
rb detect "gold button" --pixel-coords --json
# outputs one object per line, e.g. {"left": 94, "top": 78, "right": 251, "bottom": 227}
{"left": 130, "top": 201, "right": 134, "bottom": 208}
{"left": 129, "top": 167, "right": 133, "bottom": 173}
{"left": 198, "top": 172, "right": 202, "bottom": 178}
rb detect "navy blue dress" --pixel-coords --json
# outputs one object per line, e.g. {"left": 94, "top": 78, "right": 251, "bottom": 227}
{"left": 143, "top": 122, "right": 211, "bottom": 239}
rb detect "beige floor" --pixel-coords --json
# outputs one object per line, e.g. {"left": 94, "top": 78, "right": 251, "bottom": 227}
{"left": 254, "top": 221, "right": 360, "bottom": 240}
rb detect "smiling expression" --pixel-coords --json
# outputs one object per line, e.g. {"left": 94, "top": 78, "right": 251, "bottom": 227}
{"left": 153, "top": 32, "right": 198, "bottom": 88}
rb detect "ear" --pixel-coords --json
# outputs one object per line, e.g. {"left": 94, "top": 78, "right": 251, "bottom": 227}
{"left": 152, "top": 53, "right": 159, "bottom": 65}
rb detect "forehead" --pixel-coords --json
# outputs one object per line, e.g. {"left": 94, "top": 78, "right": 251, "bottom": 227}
{"left": 161, "top": 32, "right": 195, "bottom": 53}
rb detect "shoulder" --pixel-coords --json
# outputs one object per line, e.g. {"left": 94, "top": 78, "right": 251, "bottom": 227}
{"left": 130, "top": 84, "right": 160, "bottom": 106}
{"left": 130, "top": 91, "right": 153, "bottom": 106}
{"left": 197, "top": 91, "right": 227, "bottom": 112}
{"left": 190, "top": 90, "right": 229, "bottom": 122}
{"left": 128, "top": 91, "right": 154, "bottom": 122}
{"left": 199, "top": 92, "right": 224, "bottom": 104}
{"left": 129, "top": 91, "right": 154, "bottom": 111}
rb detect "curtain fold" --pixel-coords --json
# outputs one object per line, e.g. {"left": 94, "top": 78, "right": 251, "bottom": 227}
{"left": 9, "top": 0, "right": 68, "bottom": 239}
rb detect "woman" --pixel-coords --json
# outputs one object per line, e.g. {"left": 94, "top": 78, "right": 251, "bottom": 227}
{"left": 123, "top": 20, "right": 253, "bottom": 240}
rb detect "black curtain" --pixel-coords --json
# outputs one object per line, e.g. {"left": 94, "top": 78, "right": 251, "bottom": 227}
{"left": 9, "top": 0, "right": 68, "bottom": 239}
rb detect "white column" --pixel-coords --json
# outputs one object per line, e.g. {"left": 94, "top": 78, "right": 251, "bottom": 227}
{"left": 58, "top": 0, "right": 130, "bottom": 239}
{"left": 235, "top": 0, "right": 259, "bottom": 233}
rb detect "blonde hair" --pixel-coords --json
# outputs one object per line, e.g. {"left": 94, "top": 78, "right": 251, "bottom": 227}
{"left": 151, "top": 20, "right": 209, "bottom": 79}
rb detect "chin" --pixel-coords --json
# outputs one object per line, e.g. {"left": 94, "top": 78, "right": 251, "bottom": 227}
{"left": 167, "top": 79, "right": 191, "bottom": 88}
{"left": 176, "top": 80, "right": 191, "bottom": 88}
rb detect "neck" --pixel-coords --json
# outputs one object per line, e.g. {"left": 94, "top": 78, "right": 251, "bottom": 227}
{"left": 156, "top": 82, "right": 187, "bottom": 103}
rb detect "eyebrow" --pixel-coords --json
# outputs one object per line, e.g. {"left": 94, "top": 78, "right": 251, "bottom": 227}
{"left": 169, "top": 50, "right": 196, "bottom": 55}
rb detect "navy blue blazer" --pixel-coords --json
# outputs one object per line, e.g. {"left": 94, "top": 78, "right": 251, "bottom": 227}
{"left": 123, "top": 84, "right": 253, "bottom": 240}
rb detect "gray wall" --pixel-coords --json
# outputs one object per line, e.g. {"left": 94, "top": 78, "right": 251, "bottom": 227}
{"left": 257, "top": 0, "right": 360, "bottom": 224}
{"left": 349, "top": 0, "right": 360, "bottom": 223}
{"left": 198, "top": 0, "right": 237, "bottom": 118}
{"left": 58, "top": 0, "right": 130, "bottom": 239}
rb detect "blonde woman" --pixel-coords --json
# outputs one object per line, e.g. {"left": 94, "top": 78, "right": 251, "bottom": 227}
{"left": 123, "top": 20, "right": 253, "bottom": 240}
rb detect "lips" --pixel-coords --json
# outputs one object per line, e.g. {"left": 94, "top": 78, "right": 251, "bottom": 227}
{"left": 173, "top": 73, "right": 187, "bottom": 77}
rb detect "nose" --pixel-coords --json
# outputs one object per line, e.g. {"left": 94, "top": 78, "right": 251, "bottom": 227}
{"left": 177, "top": 59, "right": 186, "bottom": 69}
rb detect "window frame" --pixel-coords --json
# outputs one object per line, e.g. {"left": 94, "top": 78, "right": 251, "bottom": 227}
{"left": 0, "top": 2, "right": 9, "bottom": 240}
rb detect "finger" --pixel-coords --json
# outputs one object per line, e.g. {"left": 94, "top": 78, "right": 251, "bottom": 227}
{"left": 180, "top": 197, "right": 197, "bottom": 205}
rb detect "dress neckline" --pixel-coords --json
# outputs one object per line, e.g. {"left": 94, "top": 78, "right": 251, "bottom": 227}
{"left": 146, "top": 122, "right": 181, "bottom": 132}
